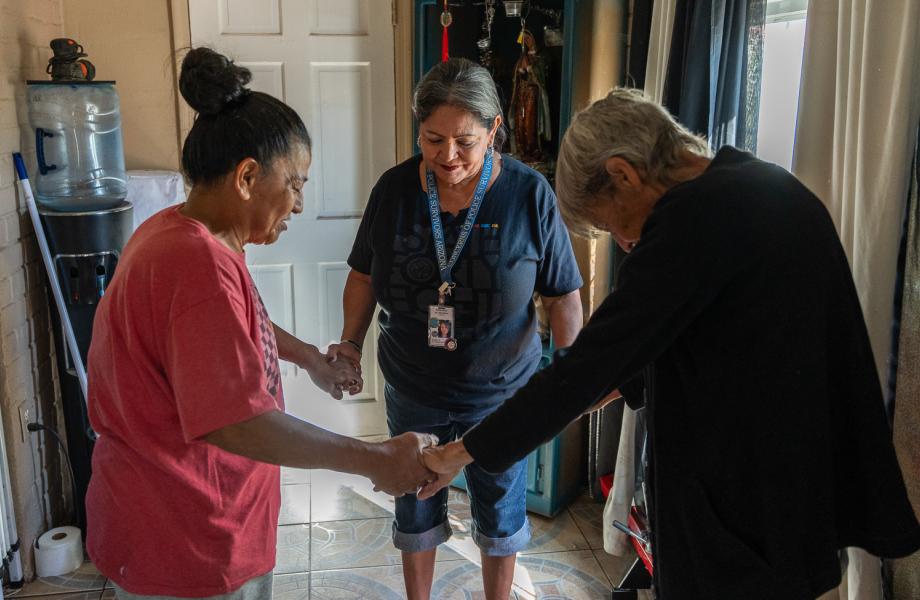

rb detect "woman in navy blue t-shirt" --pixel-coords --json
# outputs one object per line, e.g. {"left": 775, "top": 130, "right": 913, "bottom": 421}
{"left": 329, "top": 58, "right": 583, "bottom": 600}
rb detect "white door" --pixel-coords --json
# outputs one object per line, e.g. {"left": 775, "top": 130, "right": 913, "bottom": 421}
{"left": 189, "top": 0, "right": 395, "bottom": 436}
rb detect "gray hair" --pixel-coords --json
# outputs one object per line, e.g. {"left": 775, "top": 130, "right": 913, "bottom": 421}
{"left": 413, "top": 58, "right": 508, "bottom": 149}
{"left": 556, "top": 88, "right": 711, "bottom": 238}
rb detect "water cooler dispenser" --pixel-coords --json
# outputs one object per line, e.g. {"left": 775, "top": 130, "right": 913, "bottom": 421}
{"left": 26, "top": 79, "right": 133, "bottom": 527}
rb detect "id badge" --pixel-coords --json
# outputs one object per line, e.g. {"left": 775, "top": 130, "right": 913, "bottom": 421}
{"left": 428, "top": 304, "right": 457, "bottom": 351}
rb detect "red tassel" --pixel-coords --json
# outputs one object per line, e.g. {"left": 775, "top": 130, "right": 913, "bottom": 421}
{"left": 441, "top": 23, "right": 449, "bottom": 62}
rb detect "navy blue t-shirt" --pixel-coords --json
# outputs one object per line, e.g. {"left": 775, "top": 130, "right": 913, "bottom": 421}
{"left": 348, "top": 154, "right": 583, "bottom": 410}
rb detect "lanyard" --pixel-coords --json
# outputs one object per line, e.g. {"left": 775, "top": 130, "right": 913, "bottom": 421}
{"left": 425, "top": 147, "right": 493, "bottom": 288}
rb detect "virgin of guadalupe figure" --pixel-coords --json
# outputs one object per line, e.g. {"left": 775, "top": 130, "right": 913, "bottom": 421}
{"left": 509, "top": 30, "right": 552, "bottom": 163}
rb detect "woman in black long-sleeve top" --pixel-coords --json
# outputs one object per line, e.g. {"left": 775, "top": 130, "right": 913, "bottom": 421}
{"left": 418, "top": 88, "right": 920, "bottom": 599}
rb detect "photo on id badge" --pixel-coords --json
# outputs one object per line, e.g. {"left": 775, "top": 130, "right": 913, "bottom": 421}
{"left": 429, "top": 304, "right": 457, "bottom": 351}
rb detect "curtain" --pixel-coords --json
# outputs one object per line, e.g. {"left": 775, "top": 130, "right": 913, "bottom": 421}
{"left": 603, "top": 0, "right": 677, "bottom": 556}
{"left": 662, "top": 0, "right": 765, "bottom": 151}
{"left": 625, "top": 0, "right": 654, "bottom": 90}
{"left": 643, "top": 0, "right": 677, "bottom": 102}
{"left": 892, "top": 130, "right": 920, "bottom": 598}
{"left": 791, "top": 1, "right": 920, "bottom": 598}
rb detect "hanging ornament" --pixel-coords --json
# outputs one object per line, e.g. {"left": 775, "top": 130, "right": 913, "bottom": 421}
{"left": 477, "top": 0, "right": 496, "bottom": 70}
{"left": 504, "top": 0, "right": 524, "bottom": 17}
{"left": 440, "top": 0, "right": 452, "bottom": 62}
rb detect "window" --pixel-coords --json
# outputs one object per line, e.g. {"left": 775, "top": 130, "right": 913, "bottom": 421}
{"left": 755, "top": 0, "right": 809, "bottom": 170}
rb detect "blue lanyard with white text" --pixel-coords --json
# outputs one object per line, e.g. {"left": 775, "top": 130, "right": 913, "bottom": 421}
{"left": 425, "top": 147, "right": 493, "bottom": 294}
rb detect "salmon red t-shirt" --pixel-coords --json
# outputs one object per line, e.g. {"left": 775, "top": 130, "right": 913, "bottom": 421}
{"left": 86, "top": 206, "right": 284, "bottom": 596}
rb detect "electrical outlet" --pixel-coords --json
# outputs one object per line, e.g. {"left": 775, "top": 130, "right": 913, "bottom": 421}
{"left": 18, "top": 404, "right": 31, "bottom": 443}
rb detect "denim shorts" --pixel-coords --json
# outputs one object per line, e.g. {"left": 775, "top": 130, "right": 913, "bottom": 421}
{"left": 385, "top": 384, "right": 531, "bottom": 557}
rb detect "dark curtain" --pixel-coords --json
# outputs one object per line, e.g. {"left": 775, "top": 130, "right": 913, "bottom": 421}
{"left": 625, "top": 0, "right": 655, "bottom": 89}
{"left": 587, "top": 0, "right": 656, "bottom": 500}
{"left": 663, "top": 0, "right": 766, "bottom": 151}
{"left": 891, "top": 124, "right": 920, "bottom": 598}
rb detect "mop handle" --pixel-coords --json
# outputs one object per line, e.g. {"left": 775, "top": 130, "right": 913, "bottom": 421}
{"left": 12, "top": 153, "right": 89, "bottom": 402}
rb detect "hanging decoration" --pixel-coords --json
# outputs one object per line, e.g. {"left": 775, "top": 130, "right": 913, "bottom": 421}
{"left": 477, "top": 0, "right": 497, "bottom": 71}
{"left": 504, "top": 0, "right": 524, "bottom": 17}
{"left": 509, "top": 1, "right": 552, "bottom": 170}
{"left": 440, "top": 0, "right": 452, "bottom": 62}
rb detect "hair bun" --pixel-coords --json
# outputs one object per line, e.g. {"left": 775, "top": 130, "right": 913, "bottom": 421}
{"left": 179, "top": 48, "right": 252, "bottom": 116}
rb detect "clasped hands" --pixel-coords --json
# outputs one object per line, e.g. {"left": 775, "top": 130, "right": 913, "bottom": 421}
{"left": 297, "top": 344, "right": 363, "bottom": 400}
{"left": 306, "top": 341, "right": 474, "bottom": 497}
{"left": 364, "top": 435, "right": 473, "bottom": 499}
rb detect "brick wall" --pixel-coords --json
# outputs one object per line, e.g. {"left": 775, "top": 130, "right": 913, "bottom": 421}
{"left": 0, "top": 0, "right": 70, "bottom": 580}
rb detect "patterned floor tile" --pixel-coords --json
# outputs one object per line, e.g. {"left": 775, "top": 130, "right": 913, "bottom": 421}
{"left": 275, "top": 524, "right": 311, "bottom": 574}
{"left": 446, "top": 487, "right": 591, "bottom": 555}
{"left": 525, "top": 512, "right": 591, "bottom": 554}
{"left": 279, "top": 483, "right": 310, "bottom": 526}
{"left": 432, "top": 550, "right": 611, "bottom": 599}
{"left": 592, "top": 548, "right": 636, "bottom": 586}
{"left": 311, "top": 518, "right": 463, "bottom": 571}
{"left": 281, "top": 466, "right": 310, "bottom": 486}
{"left": 593, "top": 549, "right": 653, "bottom": 599}
{"left": 310, "top": 565, "right": 407, "bottom": 599}
{"left": 310, "top": 470, "right": 394, "bottom": 522}
{"left": 15, "top": 562, "right": 107, "bottom": 597}
{"left": 568, "top": 494, "right": 606, "bottom": 549}
{"left": 272, "top": 572, "right": 310, "bottom": 600}
{"left": 311, "top": 518, "right": 399, "bottom": 570}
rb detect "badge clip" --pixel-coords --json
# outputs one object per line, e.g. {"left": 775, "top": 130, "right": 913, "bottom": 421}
{"left": 437, "top": 281, "right": 455, "bottom": 305}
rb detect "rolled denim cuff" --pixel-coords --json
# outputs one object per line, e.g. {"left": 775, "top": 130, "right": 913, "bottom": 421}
{"left": 392, "top": 519, "right": 453, "bottom": 553}
{"left": 472, "top": 518, "right": 531, "bottom": 557}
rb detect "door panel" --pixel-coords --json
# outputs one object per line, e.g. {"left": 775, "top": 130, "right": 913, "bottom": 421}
{"left": 311, "top": 62, "right": 373, "bottom": 219}
{"left": 239, "top": 62, "right": 285, "bottom": 99}
{"left": 219, "top": 0, "right": 280, "bottom": 34}
{"left": 190, "top": 0, "right": 395, "bottom": 436}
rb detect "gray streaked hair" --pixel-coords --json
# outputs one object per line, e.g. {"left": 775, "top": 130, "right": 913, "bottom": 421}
{"left": 557, "top": 88, "right": 711, "bottom": 238}
{"left": 413, "top": 58, "right": 508, "bottom": 150}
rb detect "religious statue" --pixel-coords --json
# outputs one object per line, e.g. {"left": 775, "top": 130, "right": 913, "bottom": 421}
{"left": 509, "top": 30, "right": 552, "bottom": 164}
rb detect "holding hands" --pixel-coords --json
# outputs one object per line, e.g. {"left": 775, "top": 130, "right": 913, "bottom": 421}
{"left": 417, "top": 440, "right": 474, "bottom": 500}
{"left": 297, "top": 345, "right": 362, "bottom": 399}
{"left": 327, "top": 339, "right": 364, "bottom": 393}
{"left": 366, "top": 432, "right": 440, "bottom": 496}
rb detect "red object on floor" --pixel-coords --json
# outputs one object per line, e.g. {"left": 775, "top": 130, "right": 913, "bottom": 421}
{"left": 599, "top": 473, "right": 614, "bottom": 498}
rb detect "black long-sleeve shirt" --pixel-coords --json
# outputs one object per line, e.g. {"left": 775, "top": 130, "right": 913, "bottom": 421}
{"left": 463, "top": 147, "right": 920, "bottom": 599}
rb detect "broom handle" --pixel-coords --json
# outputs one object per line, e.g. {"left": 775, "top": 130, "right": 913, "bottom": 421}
{"left": 12, "top": 153, "right": 89, "bottom": 402}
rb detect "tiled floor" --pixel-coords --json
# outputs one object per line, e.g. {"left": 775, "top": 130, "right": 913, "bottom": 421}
{"left": 12, "top": 468, "right": 650, "bottom": 599}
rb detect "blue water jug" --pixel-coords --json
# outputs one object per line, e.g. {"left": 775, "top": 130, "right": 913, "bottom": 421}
{"left": 26, "top": 81, "right": 127, "bottom": 212}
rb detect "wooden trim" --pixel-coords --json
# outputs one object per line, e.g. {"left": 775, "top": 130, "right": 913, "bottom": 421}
{"left": 167, "top": 0, "right": 194, "bottom": 166}
{"left": 394, "top": 0, "right": 415, "bottom": 162}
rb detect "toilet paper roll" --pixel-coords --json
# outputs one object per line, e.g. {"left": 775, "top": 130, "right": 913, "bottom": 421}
{"left": 34, "top": 526, "right": 83, "bottom": 578}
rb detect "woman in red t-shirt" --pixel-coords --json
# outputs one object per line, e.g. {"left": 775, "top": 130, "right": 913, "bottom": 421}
{"left": 86, "top": 48, "right": 437, "bottom": 599}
